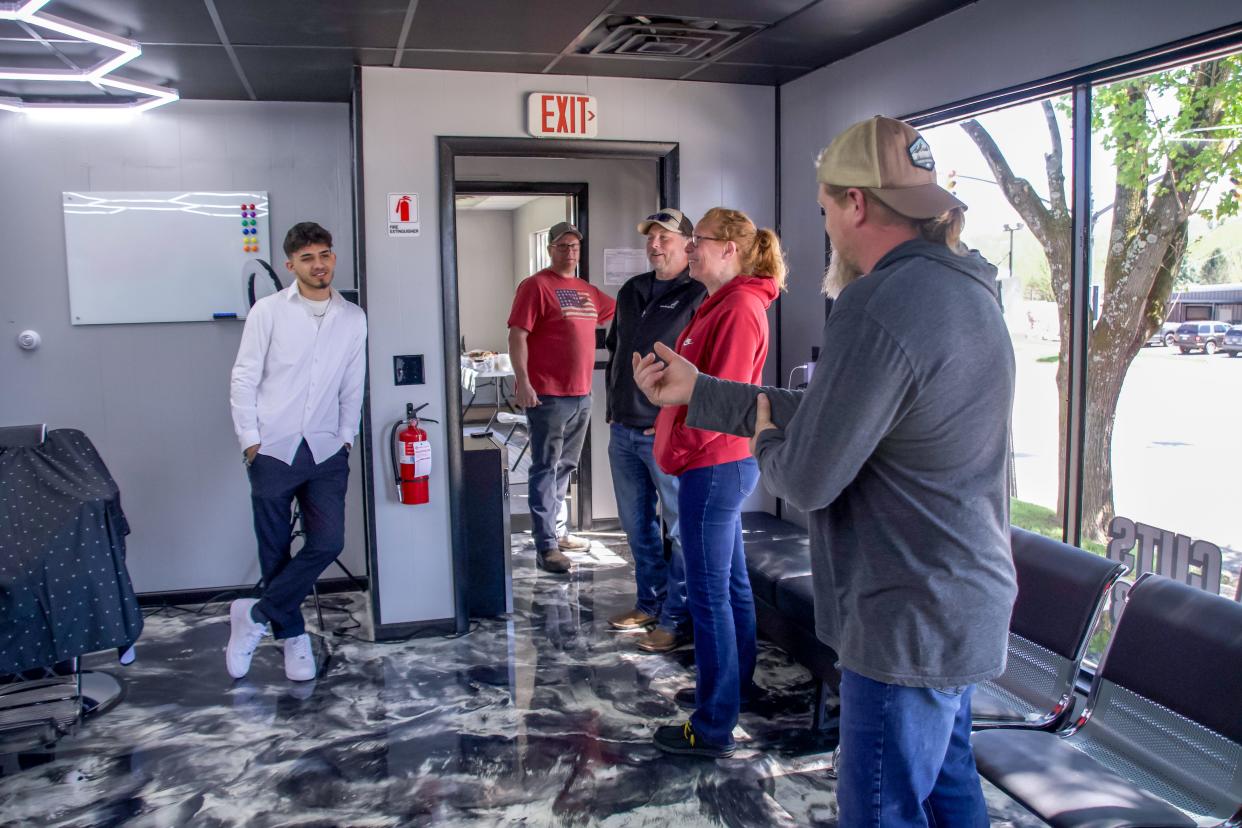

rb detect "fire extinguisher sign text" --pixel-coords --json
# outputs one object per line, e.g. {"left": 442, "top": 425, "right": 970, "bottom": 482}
{"left": 388, "top": 193, "right": 420, "bottom": 238}
{"left": 410, "top": 440, "right": 432, "bottom": 477}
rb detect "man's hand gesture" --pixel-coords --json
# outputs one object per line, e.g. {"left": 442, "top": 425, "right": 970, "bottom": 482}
{"left": 632, "top": 342, "right": 698, "bottom": 407}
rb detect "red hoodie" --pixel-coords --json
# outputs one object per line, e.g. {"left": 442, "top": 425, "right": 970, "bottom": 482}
{"left": 655, "top": 274, "right": 777, "bottom": 475}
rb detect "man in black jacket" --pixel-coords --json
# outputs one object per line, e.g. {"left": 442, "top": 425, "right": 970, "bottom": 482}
{"left": 604, "top": 208, "right": 706, "bottom": 652}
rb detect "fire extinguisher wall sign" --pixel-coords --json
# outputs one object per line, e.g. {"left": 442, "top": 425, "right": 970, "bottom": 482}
{"left": 387, "top": 193, "right": 420, "bottom": 238}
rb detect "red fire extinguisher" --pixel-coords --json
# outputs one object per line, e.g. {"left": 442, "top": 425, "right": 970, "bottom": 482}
{"left": 390, "top": 402, "right": 436, "bottom": 505}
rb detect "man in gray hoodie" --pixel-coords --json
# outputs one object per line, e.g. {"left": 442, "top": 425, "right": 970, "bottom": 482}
{"left": 634, "top": 116, "right": 1016, "bottom": 826}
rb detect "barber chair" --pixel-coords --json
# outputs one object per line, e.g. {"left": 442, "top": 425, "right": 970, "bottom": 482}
{"left": 0, "top": 424, "right": 141, "bottom": 752}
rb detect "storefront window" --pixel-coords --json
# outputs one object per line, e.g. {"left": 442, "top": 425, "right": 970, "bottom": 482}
{"left": 1085, "top": 53, "right": 1242, "bottom": 659}
{"left": 922, "top": 95, "right": 1074, "bottom": 543}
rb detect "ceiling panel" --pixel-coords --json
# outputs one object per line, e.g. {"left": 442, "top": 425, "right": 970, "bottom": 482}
{"left": 609, "top": 0, "right": 813, "bottom": 25}
{"left": 398, "top": 51, "right": 556, "bottom": 75}
{"left": 123, "top": 44, "right": 248, "bottom": 100}
{"left": 48, "top": 0, "right": 219, "bottom": 45}
{"left": 687, "top": 62, "right": 808, "bottom": 86}
{"left": 208, "top": 0, "right": 413, "bottom": 49}
{"left": 553, "top": 54, "right": 702, "bottom": 80}
{"left": 0, "top": 37, "right": 105, "bottom": 69}
{"left": 404, "top": 0, "right": 611, "bottom": 54}
{"left": 723, "top": 0, "right": 972, "bottom": 67}
{"left": 237, "top": 47, "right": 392, "bottom": 102}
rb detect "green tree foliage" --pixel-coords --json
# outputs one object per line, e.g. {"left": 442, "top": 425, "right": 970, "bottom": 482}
{"left": 963, "top": 55, "right": 1242, "bottom": 541}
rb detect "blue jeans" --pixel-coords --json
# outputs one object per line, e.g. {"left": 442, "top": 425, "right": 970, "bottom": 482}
{"left": 837, "top": 668, "right": 989, "bottom": 827}
{"left": 608, "top": 423, "right": 688, "bottom": 633}
{"left": 526, "top": 394, "right": 592, "bottom": 552}
{"left": 247, "top": 440, "right": 349, "bottom": 639}
{"left": 679, "top": 457, "right": 760, "bottom": 747}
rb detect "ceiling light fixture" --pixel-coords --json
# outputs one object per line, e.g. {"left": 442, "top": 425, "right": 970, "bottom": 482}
{"left": 0, "top": 0, "right": 179, "bottom": 116}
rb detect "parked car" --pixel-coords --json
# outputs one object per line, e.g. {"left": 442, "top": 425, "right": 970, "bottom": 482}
{"left": 1225, "top": 325, "right": 1242, "bottom": 357}
{"left": 1174, "top": 321, "right": 1231, "bottom": 354}
{"left": 1146, "top": 321, "right": 1180, "bottom": 347}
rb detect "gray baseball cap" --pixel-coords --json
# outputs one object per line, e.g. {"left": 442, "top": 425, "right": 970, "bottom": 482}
{"left": 548, "top": 221, "right": 582, "bottom": 243}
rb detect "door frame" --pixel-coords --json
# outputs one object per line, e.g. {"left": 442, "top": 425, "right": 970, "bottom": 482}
{"left": 438, "top": 137, "right": 678, "bottom": 631}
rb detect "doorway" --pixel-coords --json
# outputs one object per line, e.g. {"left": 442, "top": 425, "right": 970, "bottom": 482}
{"left": 436, "top": 137, "right": 677, "bottom": 629}
{"left": 454, "top": 183, "right": 586, "bottom": 532}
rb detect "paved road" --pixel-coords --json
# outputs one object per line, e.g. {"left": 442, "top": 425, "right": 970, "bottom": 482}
{"left": 1010, "top": 336, "right": 1241, "bottom": 596}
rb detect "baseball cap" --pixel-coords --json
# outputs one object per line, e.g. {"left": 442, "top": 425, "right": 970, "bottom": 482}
{"left": 815, "top": 116, "right": 966, "bottom": 219}
{"left": 637, "top": 208, "right": 693, "bottom": 236}
{"left": 548, "top": 221, "right": 582, "bottom": 244}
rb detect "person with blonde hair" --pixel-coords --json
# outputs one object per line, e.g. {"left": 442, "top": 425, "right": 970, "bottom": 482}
{"left": 634, "top": 117, "right": 1014, "bottom": 823}
{"left": 642, "top": 206, "right": 786, "bottom": 758}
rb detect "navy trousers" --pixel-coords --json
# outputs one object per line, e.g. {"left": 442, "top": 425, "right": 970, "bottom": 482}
{"left": 247, "top": 440, "right": 349, "bottom": 638}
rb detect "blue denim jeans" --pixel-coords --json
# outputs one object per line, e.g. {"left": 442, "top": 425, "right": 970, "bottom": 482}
{"left": 679, "top": 457, "right": 760, "bottom": 748}
{"left": 526, "top": 394, "right": 592, "bottom": 552}
{"left": 247, "top": 440, "right": 350, "bottom": 639}
{"left": 608, "top": 423, "right": 688, "bottom": 633}
{"left": 837, "top": 668, "right": 989, "bottom": 827}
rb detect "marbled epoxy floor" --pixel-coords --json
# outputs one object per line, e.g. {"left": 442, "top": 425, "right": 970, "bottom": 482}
{"left": 0, "top": 534, "right": 1044, "bottom": 827}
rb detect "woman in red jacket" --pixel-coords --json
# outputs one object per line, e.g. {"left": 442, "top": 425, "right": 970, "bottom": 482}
{"left": 648, "top": 207, "right": 786, "bottom": 757}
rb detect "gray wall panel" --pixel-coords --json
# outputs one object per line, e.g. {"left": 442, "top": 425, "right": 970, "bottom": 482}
{"left": 0, "top": 100, "right": 364, "bottom": 593}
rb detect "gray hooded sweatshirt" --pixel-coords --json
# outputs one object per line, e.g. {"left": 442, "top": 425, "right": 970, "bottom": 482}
{"left": 688, "top": 238, "right": 1017, "bottom": 687}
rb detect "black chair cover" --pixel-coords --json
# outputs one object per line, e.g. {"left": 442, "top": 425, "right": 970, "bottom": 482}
{"left": 0, "top": 429, "right": 143, "bottom": 675}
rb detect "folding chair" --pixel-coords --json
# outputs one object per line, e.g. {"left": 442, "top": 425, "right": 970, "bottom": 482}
{"left": 495, "top": 411, "right": 529, "bottom": 472}
{"left": 972, "top": 527, "right": 1127, "bottom": 731}
{"left": 973, "top": 573, "right": 1242, "bottom": 827}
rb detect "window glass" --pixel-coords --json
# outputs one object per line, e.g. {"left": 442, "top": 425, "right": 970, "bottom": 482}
{"left": 1086, "top": 52, "right": 1242, "bottom": 660}
{"left": 922, "top": 93, "right": 1074, "bottom": 544}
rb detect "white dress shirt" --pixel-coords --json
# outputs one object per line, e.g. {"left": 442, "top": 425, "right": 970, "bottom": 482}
{"left": 230, "top": 284, "right": 368, "bottom": 465}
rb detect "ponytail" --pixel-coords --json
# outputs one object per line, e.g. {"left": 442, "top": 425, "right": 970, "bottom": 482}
{"left": 700, "top": 206, "right": 789, "bottom": 291}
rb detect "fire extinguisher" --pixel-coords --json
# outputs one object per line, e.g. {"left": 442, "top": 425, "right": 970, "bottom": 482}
{"left": 389, "top": 402, "right": 436, "bottom": 505}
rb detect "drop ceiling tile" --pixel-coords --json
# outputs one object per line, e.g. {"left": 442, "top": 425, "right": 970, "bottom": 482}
{"left": 403, "top": 0, "right": 610, "bottom": 53}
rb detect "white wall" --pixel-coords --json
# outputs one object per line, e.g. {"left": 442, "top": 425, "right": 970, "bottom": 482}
{"left": 0, "top": 100, "right": 364, "bottom": 592}
{"left": 512, "top": 196, "right": 571, "bottom": 288}
{"left": 775, "top": 0, "right": 1242, "bottom": 526}
{"left": 457, "top": 210, "right": 515, "bottom": 355}
{"left": 361, "top": 67, "right": 775, "bottom": 626}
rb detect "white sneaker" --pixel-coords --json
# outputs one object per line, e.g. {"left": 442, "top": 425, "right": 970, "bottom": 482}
{"left": 226, "top": 598, "right": 268, "bottom": 679}
{"left": 283, "top": 633, "right": 317, "bottom": 681}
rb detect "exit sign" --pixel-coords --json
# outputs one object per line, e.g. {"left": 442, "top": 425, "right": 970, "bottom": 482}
{"left": 527, "top": 93, "right": 598, "bottom": 139}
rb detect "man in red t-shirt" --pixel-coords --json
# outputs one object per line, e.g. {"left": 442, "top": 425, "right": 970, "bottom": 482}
{"left": 508, "top": 221, "right": 616, "bottom": 573}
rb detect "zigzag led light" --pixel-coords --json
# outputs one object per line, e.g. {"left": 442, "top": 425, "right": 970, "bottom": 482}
{"left": 0, "top": 0, "right": 179, "bottom": 115}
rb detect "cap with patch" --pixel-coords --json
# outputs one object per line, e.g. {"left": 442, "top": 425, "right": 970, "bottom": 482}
{"left": 637, "top": 207, "right": 693, "bottom": 236}
{"left": 548, "top": 221, "right": 582, "bottom": 243}
{"left": 815, "top": 116, "right": 966, "bottom": 219}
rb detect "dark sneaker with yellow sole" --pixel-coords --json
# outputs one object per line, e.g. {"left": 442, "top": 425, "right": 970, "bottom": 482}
{"left": 653, "top": 722, "right": 735, "bottom": 758}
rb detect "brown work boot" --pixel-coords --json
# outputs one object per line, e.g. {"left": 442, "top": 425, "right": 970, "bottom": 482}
{"left": 557, "top": 534, "right": 591, "bottom": 551}
{"left": 608, "top": 608, "right": 657, "bottom": 631}
{"left": 637, "top": 627, "right": 691, "bottom": 653}
{"left": 536, "top": 547, "right": 572, "bottom": 574}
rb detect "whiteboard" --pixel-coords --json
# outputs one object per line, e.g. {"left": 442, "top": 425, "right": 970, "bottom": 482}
{"left": 63, "top": 191, "right": 273, "bottom": 325}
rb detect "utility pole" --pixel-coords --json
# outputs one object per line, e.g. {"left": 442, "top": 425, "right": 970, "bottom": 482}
{"left": 1000, "top": 222, "right": 1023, "bottom": 315}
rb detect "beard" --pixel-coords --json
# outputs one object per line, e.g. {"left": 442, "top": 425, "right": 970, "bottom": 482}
{"left": 820, "top": 248, "right": 863, "bottom": 298}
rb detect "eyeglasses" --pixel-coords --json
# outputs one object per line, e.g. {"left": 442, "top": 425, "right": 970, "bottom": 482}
{"left": 551, "top": 242, "right": 581, "bottom": 251}
{"left": 689, "top": 234, "right": 723, "bottom": 246}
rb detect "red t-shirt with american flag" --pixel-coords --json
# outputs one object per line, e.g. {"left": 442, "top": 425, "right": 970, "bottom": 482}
{"left": 508, "top": 269, "right": 616, "bottom": 396}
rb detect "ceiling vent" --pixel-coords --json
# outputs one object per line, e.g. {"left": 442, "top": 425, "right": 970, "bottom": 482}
{"left": 577, "top": 15, "right": 763, "bottom": 62}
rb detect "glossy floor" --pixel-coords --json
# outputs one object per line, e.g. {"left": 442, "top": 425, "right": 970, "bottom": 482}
{"left": 0, "top": 534, "right": 1043, "bottom": 827}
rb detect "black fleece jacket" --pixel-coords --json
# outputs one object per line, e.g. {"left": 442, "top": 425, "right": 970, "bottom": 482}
{"left": 604, "top": 268, "right": 705, "bottom": 428}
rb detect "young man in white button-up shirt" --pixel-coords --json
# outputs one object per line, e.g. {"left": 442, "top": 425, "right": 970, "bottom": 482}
{"left": 227, "top": 222, "right": 367, "bottom": 682}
